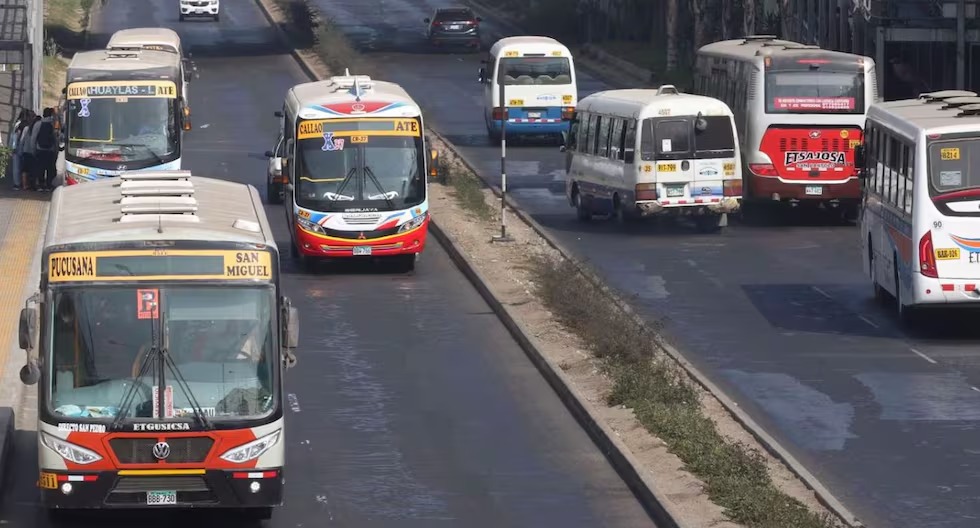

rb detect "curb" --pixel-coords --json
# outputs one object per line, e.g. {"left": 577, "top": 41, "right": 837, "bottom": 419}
{"left": 251, "top": 0, "right": 681, "bottom": 526}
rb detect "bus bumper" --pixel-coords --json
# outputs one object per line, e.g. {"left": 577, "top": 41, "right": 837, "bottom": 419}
{"left": 39, "top": 468, "right": 283, "bottom": 509}
{"left": 294, "top": 221, "right": 428, "bottom": 258}
{"left": 637, "top": 197, "right": 740, "bottom": 216}
{"left": 748, "top": 175, "right": 860, "bottom": 203}
{"left": 489, "top": 119, "right": 569, "bottom": 136}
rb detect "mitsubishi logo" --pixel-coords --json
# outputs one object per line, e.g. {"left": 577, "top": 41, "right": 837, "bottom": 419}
{"left": 357, "top": 232, "right": 366, "bottom": 240}
{"left": 809, "top": 130, "right": 821, "bottom": 139}
{"left": 152, "top": 441, "right": 171, "bottom": 460}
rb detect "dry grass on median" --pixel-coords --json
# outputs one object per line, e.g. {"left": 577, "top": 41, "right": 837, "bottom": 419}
{"left": 271, "top": 1, "right": 843, "bottom": 526}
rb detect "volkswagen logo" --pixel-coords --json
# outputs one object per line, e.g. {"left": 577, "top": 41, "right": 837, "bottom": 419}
{"left": 809, "top": 130, "right": 821, "bottom": 139}
{"left": 152, "top": 441, "right": 171, "bottom": 460}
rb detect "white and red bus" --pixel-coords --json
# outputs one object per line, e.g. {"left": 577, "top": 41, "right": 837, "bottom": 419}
{"left": 17, "top": 170, "right": 298, "bottom": 521}
{"left": 272, "top": 72, "right": 435, "bottom": 271}
{"left": 694, "top": 36, "right": 879, "bottom": 219}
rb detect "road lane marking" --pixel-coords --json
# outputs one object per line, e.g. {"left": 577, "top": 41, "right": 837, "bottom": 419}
{"left": 859, "top": 315, "right": 879, "bottom": 328}
{"left": 811, "top": 286, "right": 832, "bottom": 299}
{"left": 910, "top": 348, "right": 937, "bottom": 364}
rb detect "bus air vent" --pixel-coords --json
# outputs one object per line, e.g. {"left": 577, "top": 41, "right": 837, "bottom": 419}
{"left": 940, "top": 96, "right": 980, "bottom": 109}
{"left": 105, "top": 49, "right": 141, "bottom": 59}
{"left": 920, "top": 90, "right": 977, "bottom": 103}
{"left": 954, "top": 103, "right": 980, "bottom": 117}
{"left": 741, "top": 35, "right": 778, "bottom": 44}
{"left": 117, "top": 170, "right": 200, "bottom": 223}
{"left": 656, "top": 84, "right": 680, "bottom": 95}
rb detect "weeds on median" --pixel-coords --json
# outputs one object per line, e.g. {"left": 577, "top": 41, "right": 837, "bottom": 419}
{"left": 274, "top": 0, "right": 373, "bottom": 77}
{"left": 44, "top": 0, "right": 94, "bottom": 53}
{"left": 442, "top": 161, "right": 493, "bottom": 221}
{"left": 532, "top": 255, "right": 840, "bottom": 528}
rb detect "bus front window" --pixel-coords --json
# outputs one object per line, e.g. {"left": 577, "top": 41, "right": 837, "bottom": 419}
{"left": 295, "top": 130, "right": 425, "bottom": 212}
{"left": 66, "top": 96, "right": 178, "bottom": 166}
{"left": 499, "top": 57, "right": 572, "bottom": 85}
{"left": 49, "top": 286, "right": 276, "bottom": 422}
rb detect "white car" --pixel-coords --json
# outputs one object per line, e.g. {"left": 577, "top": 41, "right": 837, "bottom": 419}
{"left": 179, "top": 0, "right": 219, "bottom": 21}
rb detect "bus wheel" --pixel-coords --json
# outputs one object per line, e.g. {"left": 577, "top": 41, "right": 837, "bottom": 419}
{"left": 840, "top": 204, "right": 858, "bottom": 224}
{"left": 266, "top": 182, "right": 282, "bottom": 205}
{"left": 869, "top": 244, "right": 885, "bottom": 302}
{"left": 895, "top": 261, "right": 916, "bottom": 326}
{"left": 393, "top": 254, "right": 417, "bottom": 272}
{"left": 488, "top": 128, "right": 501, "bottom": 146}
{"left": 694, "top": 214, "right": 722, "bottom": 233}
{"left": 573, "top": 190, "right": 591, "bottom": 222}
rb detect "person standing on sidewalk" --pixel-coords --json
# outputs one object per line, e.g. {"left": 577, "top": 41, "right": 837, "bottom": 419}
{"left": 8, "top": 109, "right": 30, "bottom": 190}
{"left": 20, "top": 112, "right": 39, "bottom": 191}
{"left": 32, "top": 108, "right": 59, "bottom": 192}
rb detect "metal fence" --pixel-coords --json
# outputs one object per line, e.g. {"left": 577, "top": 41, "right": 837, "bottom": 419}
{"left": 0, "top": 0, "right": 42, "bottom": 146}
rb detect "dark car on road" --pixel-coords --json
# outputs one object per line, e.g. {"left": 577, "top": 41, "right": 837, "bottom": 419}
{"left": 424, "top": 7, "right": 482, "bottom": 49}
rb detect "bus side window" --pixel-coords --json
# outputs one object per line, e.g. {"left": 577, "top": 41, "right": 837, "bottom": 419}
{"left": 905, "top": 144, "right": 915, "bottom": 214}
{"left": 611, "top": 118, "right": 625, "bottom": 160}
{"left": 874, "top": 128, "right": 885, "bottom": 196}
{"left": 567, "top": 117, "right": 578, "bottom": 151}
{"left": 584, "top": 113, "right": 596, "bottom": 155}
{"left": 896, "top": 143, "right": 907, "bottom": 212}
{"left": 624, "top": 119, "right": 637, "bottom": 163}
{"left": 576, "top": 112, "right": 588, "bottom": 152}
{"left": 592, "top": 115, "right": 603, "bottom": 155}
{"left": 598, "top": 116, "right": 611, "bottom": 158}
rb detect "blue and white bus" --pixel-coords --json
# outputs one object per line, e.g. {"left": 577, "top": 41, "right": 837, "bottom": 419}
{"left": 62, "top": 48, "right": 192, "bottom": 185}
{"left": 479, "top": 36, "right": 577, "bottom": 144}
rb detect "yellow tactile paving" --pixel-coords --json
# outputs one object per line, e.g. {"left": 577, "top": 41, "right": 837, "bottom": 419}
{"left": 0, "top": 196, "right": 47, "bottom": 380}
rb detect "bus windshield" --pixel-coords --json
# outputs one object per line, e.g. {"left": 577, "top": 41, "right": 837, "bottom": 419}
{"left": 295, "top": 119, "right": 425, "bottom": 212}
{"left": 66, "top": 96, "right": 178, "bottom": 166}
{"left": 765, "top": 70, "right": 865, "bottom": 114}
{"left": 49, "top": 286, "right": 276, "bottom": 422}
{"left": 928, "top": 138, "right": 980, "bottom": 196}
{"left": 640, "top": 115, "right": 736, "bottom": 161}
{"left": 499, "top": 57, "right": 572, "bottom": 85}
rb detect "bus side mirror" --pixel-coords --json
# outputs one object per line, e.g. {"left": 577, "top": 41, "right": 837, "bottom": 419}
{"left": 182, "top": 60, "right": 192, "bottom": 82}
{"left": 18, "top": 306, "right": 36, "bottom": 352}
{"left": 19, "top": 305, "right": 39, "bottom": 386}
{"left": 285, "top": 138, "right": 294, "bottom": 154}
{"left": 429, "top": 149, "right": 442, "bottom": 181}
{"left": 274, "top": 110, "right": 284, "bottom": 118}
{"left": 559, "top": 131, "right": 568, "bottom": 152}
{"left": 264, "top": 150, "right": 274, "bottom": 158}
{"left": 624, "top": 149, "right": 635, "bottom": 164}
{"left": 285, "top": 306, "right": 299, "bottom": 349}
{"left": 854, "top": 144, "right": 866, "bottom": 171}
{"left": 478, "top": 67, "right": 486, "bottom": 83}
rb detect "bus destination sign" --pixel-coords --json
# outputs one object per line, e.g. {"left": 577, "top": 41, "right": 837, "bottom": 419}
{"left": 47, "top": 249, "right": 273, "bottom": 282}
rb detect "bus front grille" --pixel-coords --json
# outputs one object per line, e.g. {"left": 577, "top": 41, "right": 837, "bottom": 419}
{"left": 106, "top": 476, "right": 216, "bottom": 505}
{"left": 109, "top": 437, "right": 215, "bottom": 464}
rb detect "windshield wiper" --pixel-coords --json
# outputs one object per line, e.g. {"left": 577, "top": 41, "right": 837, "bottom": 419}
{"left": 161, "top": 347, "right": 214, "bottom": 430}
{"left": 331, "top": 166, "right": 359, "bottom": 200}
{"left": 363, "top": 166, "right": 396, "bottom": 209}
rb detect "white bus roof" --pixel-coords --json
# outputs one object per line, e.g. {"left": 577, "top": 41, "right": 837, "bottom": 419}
{"left": 698, "top": 35, "right": 872, "bottom": 66}
{"left": 107, "top": 27, "right": 182, "bottom": 53}
{"left": 68, "top": 48, "right": 180, "bottom": 77}
{"left": 286, "top": 73, "right": 421, "bottom": 120}
{"left": 44, "top": 172, "right": 276, "bottom": 248}
{"left": 489, "top": 36, "right": 572, "bottom": 56}
{"left": 868, "top": 91, "right": 980, "bottom": 140}
{"left": 577, "top": 86, "right": 735, "bottom": 119}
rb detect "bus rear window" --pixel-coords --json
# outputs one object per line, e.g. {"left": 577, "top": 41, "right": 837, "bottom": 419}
{"left": 928, "top": 139, "right": 980, "bottom": 195}
{"left": 499, "top": 57, "right": 572, "bottom": 85}
{"left": 640, "top": 116, "right": 735, "bottom": 161}
{"left": 765, "top": 71, "right": 864, "bottom": 114}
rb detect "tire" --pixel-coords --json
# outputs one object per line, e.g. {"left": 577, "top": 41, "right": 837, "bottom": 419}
{"left": 614, "top": 196, "right": 636, "bottom": 225}
{"left": 179, "top": 14, "right": 185, "bottom": 21}
{"left": 895, "top": 260, "right": 915, "bottom": 326}
{"left": 214, "top": 13, "right": 220, "bottom": 21}
{"left": 694, "top": 214, "right": 722, "bottom": 233}
{"left": 573, "top": 189, "right": 591, "bottom": 221}
{"left": 393, "top": 254, "right": 417, "bottom": 272}
{"left": 487, "top": 127, "right": 501, "bottom": 146}
{"left": 266, "top": 182, "right": 282, "bottom": 204}
{"left": 869, "top": 242, "right": 885, "bottom": 302}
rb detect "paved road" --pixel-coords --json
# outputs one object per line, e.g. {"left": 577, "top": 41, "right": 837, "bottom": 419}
{"left": 0, "top": 2, "right": 657, "bottom": 527}
{"left": 308, "top": 1, "right": 980, "bottom": 526}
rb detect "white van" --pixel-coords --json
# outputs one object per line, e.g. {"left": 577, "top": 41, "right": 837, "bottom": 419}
{"left": 478, "top": 36, "right": 576, "bottom": 144}
{"left": 563, "top": 86, "right": 743, "bottom": 232}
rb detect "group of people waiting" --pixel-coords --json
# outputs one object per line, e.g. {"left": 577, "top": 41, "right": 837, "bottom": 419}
{"left": 8, "top": 107, "right": 62, "bottom": 192}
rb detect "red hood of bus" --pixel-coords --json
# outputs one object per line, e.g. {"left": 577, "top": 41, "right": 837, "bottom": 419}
{"left": 760, "top": 126, "right": 862, "bottom": 179}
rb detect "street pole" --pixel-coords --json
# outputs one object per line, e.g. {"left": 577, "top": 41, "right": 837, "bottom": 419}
{"left": 492, "top": 64, "right": 514, "bottom": 243}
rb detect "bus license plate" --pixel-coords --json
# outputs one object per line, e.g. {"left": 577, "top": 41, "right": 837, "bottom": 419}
{"left": 147, "top": 490, "right": 177, "bottom": 505}
{"left": 353, "top": 246, "right": 372, "bottom": 256}
{"left": 805, "top": 186, "right": 823, "bottom": 196}
{"left": 527, "top": 112, "right": 541, "bottom": 118}
{"left": 936, "top": 248, "right": 961, "bottom": 260}
{"left": 665, "top": 185, "right": 685, "bottom": 198}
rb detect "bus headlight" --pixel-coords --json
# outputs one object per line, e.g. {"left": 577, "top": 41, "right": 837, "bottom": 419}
{"left": 219, "top": 430, "right": 281, "bottom": 463}
{"left": 40, "top": 431, "right": 102, "bottom": 465}
{"left": 296, "top": 216, "right": 325, "bottom": 234}
{"left": 398, "top": 212, "right": 428, "bottom": 233}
